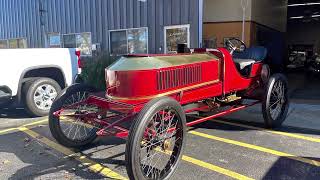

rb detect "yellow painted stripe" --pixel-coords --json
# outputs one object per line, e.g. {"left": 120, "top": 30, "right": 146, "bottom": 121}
{"left": 181, "top": 155, "right": 254, "bottom": 180}
{"left": 0, "top": 118, "right": 48, "bottom": 135}
{"left": 189, "top": 131, "right": 320, "bottom": 167}
{"left": 156, "top": 147, "right": 254, "bottom": 180}
{"left": 22, "top": 119, "right": 48, "bottom": 127}
{"left": 212, "top": 119, "right": 320, "bottom": 143}
{"left": 19, "top": 127, "right": 127, "bottom": 180}
{"left": 0, "top": 127, "right": 18, "bottom": 134}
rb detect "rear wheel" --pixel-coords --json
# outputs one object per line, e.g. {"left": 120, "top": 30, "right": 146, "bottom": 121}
{"left": 126, "top": 97, "right": 186, "bottom": 180}
{"left": 49, "top": 84, "right": 100, "bottom": 148}
{"left": 262, "top": 74, "right": 289, "bottom": 128}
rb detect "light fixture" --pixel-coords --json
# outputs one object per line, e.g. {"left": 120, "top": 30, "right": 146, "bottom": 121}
{"left": 289, "top": 16, "right": 304, "bottom": 19}
{"left": 288, "top": 2, "right": 320, "bottom": 6}
{"left": 312, "top": 14, "right": 320, "bottom": 17}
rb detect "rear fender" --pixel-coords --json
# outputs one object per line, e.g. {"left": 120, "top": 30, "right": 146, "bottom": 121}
{"left": 16, "top": 65, "right": 67, "bottom": 103}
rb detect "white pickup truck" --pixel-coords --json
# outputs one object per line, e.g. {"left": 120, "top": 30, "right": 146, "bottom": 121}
{"left": 0, "top": 48, "right": 82, "bottom": 116}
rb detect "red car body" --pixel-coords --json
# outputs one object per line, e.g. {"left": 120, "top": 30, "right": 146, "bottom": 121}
{"left": 94, "top": 48, "right": 263, "bottom": 109}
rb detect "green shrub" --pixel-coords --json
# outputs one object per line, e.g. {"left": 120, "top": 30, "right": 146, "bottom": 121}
{"left": 81, "top": 53, "right": 119, "bottom": 90}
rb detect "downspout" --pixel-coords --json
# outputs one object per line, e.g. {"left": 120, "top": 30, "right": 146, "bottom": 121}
{"left": 198, "top": 0, "right": 203, "bottom": 48}
{"left": 241, "top": 0, "right": 249, "bottom": 43}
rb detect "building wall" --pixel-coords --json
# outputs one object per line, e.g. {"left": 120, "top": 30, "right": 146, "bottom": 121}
{"left": 287, "top": 22, "right": 320, "bottom": 53}
{"left": 251, "top": 0, "right": 288, "bottom": 32}
{"left": 0, "top": 0, "right": 200, "bottom": 53}
{"left": 203, "top": 0, "right": 252, "bottom": 22}
{"left": 203, "top": 22, "right": 252, "bottom": 47}
{"left": 203, "top": 0, "right": 287, "bottom": 32}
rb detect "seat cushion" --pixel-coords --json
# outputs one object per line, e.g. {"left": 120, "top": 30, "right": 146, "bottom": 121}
{"left": 233, "top": 46, "right": 267, "bottom": 62}
{"left": 233, "top": 58, "right": 256, "bottom": 70}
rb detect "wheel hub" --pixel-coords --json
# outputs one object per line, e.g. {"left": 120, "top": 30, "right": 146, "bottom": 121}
{"left": 34, "top": 84, "right": 57, "bottom": 110}
{"left": 163, "top": 139, "right": 171, "bottom": 152}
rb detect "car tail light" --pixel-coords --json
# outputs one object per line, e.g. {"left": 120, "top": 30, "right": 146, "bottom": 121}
{"left": 75, "top": 50, "right": 82, "bottom": 73}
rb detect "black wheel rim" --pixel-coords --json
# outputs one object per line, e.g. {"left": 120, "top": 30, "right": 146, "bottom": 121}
{"left": 138, "top": 107, "right": 183, "bottom": 179}
{"left": 58, "top": 91, "right": 98, "bottom": 142}
{"left": 269, "top": 80, "right": 287, "bottom": 121}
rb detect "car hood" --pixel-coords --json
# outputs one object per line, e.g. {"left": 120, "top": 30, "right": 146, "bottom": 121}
{"left": 107, "top": 53, "right": 217, "bottom": 71}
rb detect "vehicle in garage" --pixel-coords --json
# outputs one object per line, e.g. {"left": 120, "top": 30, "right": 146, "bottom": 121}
{"left": 0, "top": 48, "right": 82, "bottom": 116}
{"left": 49, "top": 38, "right": 289, "bottom": 180}
{"left": 287, "top": 51, "right": 307, "bottom": 69}
{"left": 307, "top": 53, "right": 320, "bottom": 77}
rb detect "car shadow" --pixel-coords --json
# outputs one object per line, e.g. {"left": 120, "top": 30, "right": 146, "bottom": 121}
{"left": 0, "top": 108, "right": 32, "bottom": 119}
{"left": 0, "top": 129, "right": 126, "bottom": 179}
{"left": 262, "top": 157, "right": 320, "bottom": 179}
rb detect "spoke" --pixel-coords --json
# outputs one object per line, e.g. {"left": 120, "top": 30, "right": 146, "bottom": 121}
{"left": 269, "top": 99, "right": 281, "bottom": 108}
{"left": 34, "top": 95, "right": 42, "bottom": 102}
{"left": 139, "top": 107, "right": 182, "bottom": 179}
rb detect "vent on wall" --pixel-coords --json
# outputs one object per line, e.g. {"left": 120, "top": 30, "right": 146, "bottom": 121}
{"left": 157, "top": 65, "right": 202, "bottom": 91}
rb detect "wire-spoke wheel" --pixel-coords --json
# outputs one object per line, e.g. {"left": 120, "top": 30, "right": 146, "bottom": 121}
{"left": 49, "top": 84, "right": 100, "bottom": 148}
{"left": 262, "top": 73, "right": 289, "bottom": 128}
{"left": 126, "top": 97, "right": 186, "bottom": 180}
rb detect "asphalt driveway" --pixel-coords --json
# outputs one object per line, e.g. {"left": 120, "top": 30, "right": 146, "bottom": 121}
{"left": 0, "top": 103, "right": 319, "bottom": 180}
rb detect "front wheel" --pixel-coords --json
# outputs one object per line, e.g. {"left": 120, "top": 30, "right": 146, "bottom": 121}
{"left": 262, "top": 74, "right": 289, "bottom": 128}
{"left": 23, "top": 78, "right": 61, "bottom": 116}
{"left": 49, "top": 84, "right": 100, "bottom": 148}
{"left": 126, "top": 97, "right": 186, "bottom": 180}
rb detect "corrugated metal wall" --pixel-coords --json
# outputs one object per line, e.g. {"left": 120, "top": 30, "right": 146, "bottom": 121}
{"left": 0, "top": 0, "right": 200, "bottom": 53}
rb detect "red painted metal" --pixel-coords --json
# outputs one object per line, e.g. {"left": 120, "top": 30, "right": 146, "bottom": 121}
{"left": 105, "top": 60, "right": 221, "bottom": 104}
{"left": 217, "top": 48, "right": 263, "bottom": 94}
{"left": 184, "top": 105, "right": 210, "bottom": 113}
{"left": 185, "top": 101, "right": 260, "bottom": 127}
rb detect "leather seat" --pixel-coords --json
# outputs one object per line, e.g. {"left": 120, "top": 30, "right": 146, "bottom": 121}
{"left": 232, "top": 46, "right": 267, "bottom": 76}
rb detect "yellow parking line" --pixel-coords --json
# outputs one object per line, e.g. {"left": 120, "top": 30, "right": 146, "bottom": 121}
{"left": 189, "top": 131, "right": 320, "bottom": 167}
{"left": 181, "top": 155, "right": 254, "bottom": 180}
{"left": 18, "top": 127, "right": 127, "bottom": 180}
{"left": 156, "top": 147, "right": 254, "bottom": 180}
{"left": 0, "top": 127, "right": 18, "bottom": 134}
{"left": 212, "top": 119, "right": 320, "bottom": 143}
{"left": 22, "top": 118, "right": 48, "bottom": 127}
{"left": 0, "top": 118, "right": 48, "bottom": 135}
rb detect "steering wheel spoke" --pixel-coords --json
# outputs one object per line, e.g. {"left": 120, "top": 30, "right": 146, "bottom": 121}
{"left": 225, "top": 38, "right": 246, "bottom": 55}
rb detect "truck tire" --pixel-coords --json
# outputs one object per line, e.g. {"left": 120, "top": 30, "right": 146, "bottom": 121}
{"left": 23, "top": 78, "right": 61, "bottom": 117}
{"left": 126, "top": 97, "right": 186, "bottom": 180}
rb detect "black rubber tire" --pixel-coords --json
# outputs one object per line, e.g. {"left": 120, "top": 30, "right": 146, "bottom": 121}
{"left": 262, "top": 73, "right": 289, "bottom": 128}
{"left": 23, "top": 78, "right": 61, "bottom": 117}
{"left": 49, "top": 83, "right": 98, "bottom": 148}
{"left": 125, "top": 97, "right": 186, "bottom": 180}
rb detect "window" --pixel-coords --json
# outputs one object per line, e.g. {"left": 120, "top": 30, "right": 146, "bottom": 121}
{"left": 62, "top": 32, "right": 92, "bottom": 56}
{"left": 63, "top": 34, "right": 77, "bottom": 48}
{"left": 164, "top": 25, "right": 190, "bottom": 53}
{"left": 8, "top": 38, "right": 27, "bottom": 48}
{"left": 109, "top": 27, "right": 148, "bottom": 55}
{"left": 0, "top": 40, "right": 8, "bottom": 49}
{"left": 47, "top": 33, "right": 61, "bottom": 48}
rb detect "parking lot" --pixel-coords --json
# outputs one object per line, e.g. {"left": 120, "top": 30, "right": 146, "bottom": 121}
{"left": 0, "top": 101, "right": 319, "bottom": 180}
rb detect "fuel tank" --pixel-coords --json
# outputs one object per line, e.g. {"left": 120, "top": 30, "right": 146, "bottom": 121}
{"left": 105, "top": 53, "right": 221, "bottom": 101}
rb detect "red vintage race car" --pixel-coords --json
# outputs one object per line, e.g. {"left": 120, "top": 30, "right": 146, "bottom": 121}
{"left": 49, "top": 38, "right": 289, "bottom": 180}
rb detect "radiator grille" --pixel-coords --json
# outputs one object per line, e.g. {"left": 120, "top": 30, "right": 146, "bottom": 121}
{"left": 157, "top": 65, "right": 202, "bottom": 91}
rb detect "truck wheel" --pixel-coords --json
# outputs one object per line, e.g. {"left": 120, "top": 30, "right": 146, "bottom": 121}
{"left": 126, "top": 97, "right": 186, "bottom": 180}
{"left": 262, "top": 74, "right": 289, "bottom": 128}
{"left": 23, "top": 78, "right": 61, "bottom": 117}
{"left": 49, "top": 84, "right": 99, "bottom": 148}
